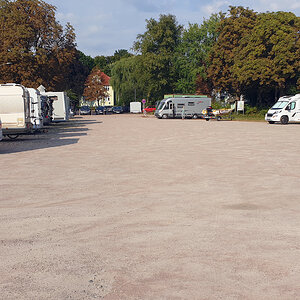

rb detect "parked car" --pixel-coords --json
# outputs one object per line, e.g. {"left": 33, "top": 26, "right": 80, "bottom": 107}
{"left": 79, "top": 106, "right": 91, "bottom": 115}
{"left": 95, "top": 106, "right": 105, "bottom": 115}
{"left": 112, "top": 106, "right": 123, "bottom": 114}
{"left": 122, "top": 105, "right": 130, "bottom": 113}
{"left": 104, "top": 106, "right": 113, "bottom": 113}
{"left": 143, "top": 106, "right": 156, "bottom": 113}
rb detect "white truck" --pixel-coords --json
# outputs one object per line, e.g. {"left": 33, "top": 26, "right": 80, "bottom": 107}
{"left": 0, "top": 83, "right": 32, "bottom": 138}
{"left": 130, "top": 102, "right": 142, "bottom": 113}
{"left": 27, "top": 88, "right": 43, "bottom": 130}
{"left": 155, "top": 95, "right": 211, "bottom": 119}
{"left": 265, "top": 94, "right": 300, "bottom": 124}
{"left": 43, "top": 91, "right": 70, "bottom": 122}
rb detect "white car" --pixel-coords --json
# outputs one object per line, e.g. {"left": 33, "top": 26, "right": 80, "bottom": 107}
{"left": 0, "top": 117, "right": 3, "bottom": 141}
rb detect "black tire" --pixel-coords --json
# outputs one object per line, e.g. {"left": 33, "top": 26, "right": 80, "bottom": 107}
{"left": 205, "top": 118, "right": 209, "bottom": 121}
{"left": 7, "top": 134, "right": 19, "bottom": 139}
{"left": 162, "top": 114, "right": 168, "bottom": 119}
{"left": 268, "top": 121, "right": 275, "bottom": 124}
{"left": 192, "top": 114, "right": 198, "bottom": 119}
{"left": 280, "top": 115, "right": 288, "bottom": 125}
{"left": 217, "top": 116, "right": 222, "bottom": 121}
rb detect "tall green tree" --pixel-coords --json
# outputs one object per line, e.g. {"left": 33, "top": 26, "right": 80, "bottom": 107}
{"left": 207, "top": 6, "right": 257, "bottom": 97}
{"left": 110, "top": 55, "right": 146, "bottom": 105}
{"left": 94, "top": 49, "right": 132, "bottom": 76}
{"left": 233, "top": 11, "right": 300, "bottom": 105}
{"left": 133, "top": 14, "right": 183, "bottom": 101}
{"left": 174, "top": 13, "right": 223, "bottom": 94}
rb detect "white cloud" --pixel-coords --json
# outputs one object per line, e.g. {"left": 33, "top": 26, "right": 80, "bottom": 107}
{"left": 202, "top": 0, "right": 229, "bottom": 15}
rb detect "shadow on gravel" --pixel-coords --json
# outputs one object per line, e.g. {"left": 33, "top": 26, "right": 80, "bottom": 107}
{"left": 0, "top": 118, "right": 102, "bottom": 154}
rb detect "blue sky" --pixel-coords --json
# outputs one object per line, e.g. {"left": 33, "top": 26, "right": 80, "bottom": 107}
{"left": 47, "top": 0, "right": 300, "bottom": 57}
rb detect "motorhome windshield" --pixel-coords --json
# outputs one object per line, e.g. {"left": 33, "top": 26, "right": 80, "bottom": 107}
{"left": 271, "top": 101, "right": 288, "bottom": 110}
{"left": 157, "top": 101, "right": 165, "bottom": 110}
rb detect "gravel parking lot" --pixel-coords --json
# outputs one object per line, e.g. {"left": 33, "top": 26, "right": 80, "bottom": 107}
{"left": 1, "top": 114, "right": 300, "bottom": 299}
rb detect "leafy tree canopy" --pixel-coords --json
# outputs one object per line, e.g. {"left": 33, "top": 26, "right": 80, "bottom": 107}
{"left": 0, "top": 0, "right": 77, "bottom": 91}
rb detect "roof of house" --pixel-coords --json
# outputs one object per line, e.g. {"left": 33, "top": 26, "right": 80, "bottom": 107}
{"left": 100, "top": 72, "right": 110, "bottom": 86}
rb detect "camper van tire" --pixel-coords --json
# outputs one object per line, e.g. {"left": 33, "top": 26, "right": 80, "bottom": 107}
{"left": 268, "top": 121, "right": 275, "bottom": 124}
{"left": 217, "top": 116, "right": 222, "bottom": 121}
{"left": 192, "top": 114, "right": 198, "bottom": 119}
{"left": 7, "top": 134, "right": 19, "bottom": 139}
{"left": 280, "top": 115, "right": 289, "bottom": 125}
{"left": 162, "top": 114, "right": 168, "bottom": 119}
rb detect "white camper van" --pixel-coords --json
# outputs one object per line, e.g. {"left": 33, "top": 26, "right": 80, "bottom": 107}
{"left": 265, "top": 94, "right": 300, "bottom": 124}
{"left": 27, "top": 88, "right": 43, "bottom": 130}
{"left": 0, "top": 83, "right": 32, "bottom": 137}
{"left": 155, "top": 96, "right": 211, "bottom": 119}
{"left": 44, "top": 91, "right": 70, "bottom": 122}
{"left": 130, "top": 102, "right": 142, "bottom": 113}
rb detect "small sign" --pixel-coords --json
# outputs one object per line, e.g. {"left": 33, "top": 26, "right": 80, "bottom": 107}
{"left": 142, "top": 99, "right": 146, "bottom": 104}
{"left": 237, "top": 101, "right": 244, "bottom": 111}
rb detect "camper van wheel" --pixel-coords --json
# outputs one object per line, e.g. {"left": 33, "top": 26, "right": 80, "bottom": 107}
{"left": 205, "top": 118, "right": 210, "bottom": 121}
{"left": 280, "top": 115, "right": 289, "bottom": 125}
{"left": 7, "top": 134, "right": 19, "bottom": 139}
{"left": 162, "top": 114, "right": 168, "bottom": 119}
{"left": 268, "top": 121, "right": 275, "bottom": 124}
{"left": 192, "top": 114, "right": 198, "bottom": 119}
{"left": 217, "top": 116, "right": 222, "bottom": 121}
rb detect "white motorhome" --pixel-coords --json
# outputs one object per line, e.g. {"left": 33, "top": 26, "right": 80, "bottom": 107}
{"left": 0, "top": 83, "right": 32, "bottom": 137}
{"left": 27, "top": 88, "right": 43, "bottom": 130}
{"left": 44, "top": 91, "right": 70, "bottom": 122}
{"left": 155, "top": 96, "right": 211, "bottom": 119}
{"left": 130, "top": 102, "right": 142, "bottom": 113}
{"left": 265, "top": 94, "right": 300, "bottom": 124}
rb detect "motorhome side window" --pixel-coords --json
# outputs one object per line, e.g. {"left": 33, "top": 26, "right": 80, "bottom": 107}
{"left": 287, "top": 102, "right": 296, "bottom": 110}
{"left": 164, "top": 102, "right": 169, "bottom": 109}
{"left": 188, "top": 102, "right": 195, "bottom": 106}
{"left": 177, "top": 104, "right": 185, "bottom": 108}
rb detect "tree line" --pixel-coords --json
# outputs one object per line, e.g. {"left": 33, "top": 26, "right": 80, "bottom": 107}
{"left": 111, "top": 7, "right": 299, "bottom": 107}
{"left": 0, "top": 1, "right": 299, "bottom": 107}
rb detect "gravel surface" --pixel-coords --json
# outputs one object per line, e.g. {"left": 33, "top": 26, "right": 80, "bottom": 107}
{"left": 1, "top": 114, "right": 300, "bottom": 299}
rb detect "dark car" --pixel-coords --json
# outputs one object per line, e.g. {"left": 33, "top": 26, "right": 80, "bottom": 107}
{"left": 95, "top": 106, "right": 104, "bottom": 115}
{"left": 112, "top": 106, "right": 124, "bottom": 114}
{"left": 122, "top": 106, "right": 130, "bottom": 113}
{"left": 104, "top": 106, "right": 113, "bottom": 114}
{"left": 79, "top": 105, "right": 91, "bottom": 115}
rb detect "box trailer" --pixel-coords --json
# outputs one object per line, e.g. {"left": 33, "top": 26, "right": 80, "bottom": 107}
{"left": 0, "top": 83, "right": 32, "bottom": 137}
{"left": 155, "top": 96, "right": 211, "bottom": 119}
{"left": 130, "top": 102, "right": 142, "bottom": 113}
{"left": 44, "top": 91, "right": 70, "bottom": 122}
{"left": 265, "top": 94, "right": 300, "bottom": 124}
{"left": 27, "top": 88, "right": 43, "bottom": 130}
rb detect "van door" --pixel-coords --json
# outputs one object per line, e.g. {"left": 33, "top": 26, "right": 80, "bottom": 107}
{"left": 290, "top": 101, "right": 300, "bottom": 121}
{"left": 285, "top": 101, "right": 297, "bottom": 121}
{"left": 169, "top": 102, "right": 175, "bottom": 118}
